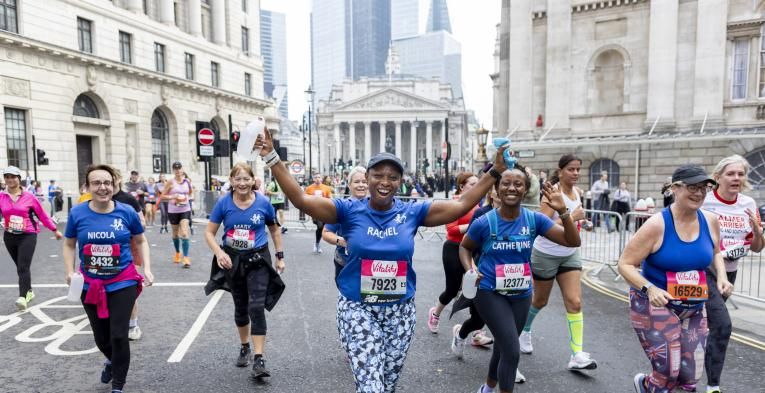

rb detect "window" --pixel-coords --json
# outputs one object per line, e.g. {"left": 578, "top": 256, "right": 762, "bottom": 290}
{"left": 151, "top": 109, "right": 170, "bottom": 174}
{"left": 242, "top": 0, "right": 247, "bottom": 13}
{"left": 0, "top": 0, "right": 18, "bottom": 33}
{"left": 760, "top": 27, "right": 765, "bottom": 97}
{"left": 77, "top": 17, "right": 93, "bottom": 53}
{"left": 590, "top": 49, "right": 625, "bottom": 113}
{"left": 73, "top": 94, "right": 100, "bottom": 118}
{"left": 241, "top": 27, "right": 249, "bottom": 55}
{"left": 154, "top": 42, "right": 166, "bottom": 72}
{"left": 4, "top": 108, "right": 28, "bottom": 170}
{"left": 119, "top": 31, "right": 132, "bottom": 64}
{"left": 244, "top": 73, "right": 252, "bottom": 96}
{"left": 732, "top": 38, "right": 749, "bottom": 100}
{"left": 589, "top": 159, "right": 620, "bottom": 193}
{"left": 185, "top": 52, "right": 195, "bottom": 80}
{"left": 211, "top": 61, "right": 219, "bottom": 87}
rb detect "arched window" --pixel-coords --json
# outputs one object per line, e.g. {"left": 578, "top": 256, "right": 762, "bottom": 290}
{"left": 591, "top": 50, "right": 625, "bottom": 114}
{"left": 73, "top": 94, "right": 100, "bottom": 118}
{"left": 745, "top": 148, "right": 765, "bottom": 189}
{"left": 151, "top": 109, "right": 170, "bottom": 173}
{"left": 589, "top": 158, "right": 620, "bottom": 191}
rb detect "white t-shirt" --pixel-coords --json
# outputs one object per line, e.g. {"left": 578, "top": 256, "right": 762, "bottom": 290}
{"left": 702, "top": 190, "right": 760, "bottom": 272}
{"left": 533, "top": 187, "right": 581, "bottom": 257}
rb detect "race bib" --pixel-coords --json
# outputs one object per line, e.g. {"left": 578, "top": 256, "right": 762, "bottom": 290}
{"left": 313, "top": 190, "right": 324, "bottom": 197}
{"left": 360, "top": 259, "right": 407, "bottom": 304}
{"left": 175, "top": 195, "right": 188, "bottom": 206}
{"left": 666, "top": 270, "right": 708, "bottom": 301}
{"left": 7, "top": 215, "right": 24, "bottom": 234}
{"left": 147, "top": 193, "right": 156, "bottom": 202}
{"left": 495, "top": 262, "right": 532, "bottom": 292}
{"left": 225, "top": 228, "right": 255, "bottom": 250}
{"left": 721, "top": 238, "right": 749, "bottom": 260}
{"left": 83, "top": 244, "right": 121, "bottom": 277}
{"left": 130, "top": 191, "right": 139, "bottom": 199}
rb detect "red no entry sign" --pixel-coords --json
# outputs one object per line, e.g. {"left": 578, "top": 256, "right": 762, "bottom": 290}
{"left": 197, "top": 128, "right": 215, "bottom": 146}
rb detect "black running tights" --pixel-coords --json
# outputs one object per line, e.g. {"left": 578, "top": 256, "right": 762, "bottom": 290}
{"left": 438, "top": 240, "right": 465, "bottom": 306}
{"left": 230, "top": 255, "right": 271, "bottom": 335}
{"left": 4, "top": 232, "right": 37, "bottom": 297}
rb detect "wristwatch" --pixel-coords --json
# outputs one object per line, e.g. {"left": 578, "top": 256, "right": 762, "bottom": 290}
{"left": 275, "top": 251, "right": 284, "bottom": 259}
{"left": 488, "top": 167, "right": 501, "bottom": 179}
{"left": 640, "top": 282, "right": 654, "bottom": 295}
{"left": 558, "top": 209, "right": 571, "bottom": 220}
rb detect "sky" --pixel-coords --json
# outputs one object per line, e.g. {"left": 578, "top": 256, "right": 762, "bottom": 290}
{"left": 259, "top": 0, "right": 501, "bottom": 129}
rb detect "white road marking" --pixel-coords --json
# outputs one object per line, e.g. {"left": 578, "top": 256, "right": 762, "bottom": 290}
{"left": 0, "top": 282, "right": 206, "bottom": 289}
{"left": 167, "top": 290, "right": 224, "bottom": 363}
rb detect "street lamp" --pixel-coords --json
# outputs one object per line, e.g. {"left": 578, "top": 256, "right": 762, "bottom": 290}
{"left": 304, "top": 85, "right": 315, "bottom": 177}
{"left": 476, "top": 126, "right": 489, "bottom": 165}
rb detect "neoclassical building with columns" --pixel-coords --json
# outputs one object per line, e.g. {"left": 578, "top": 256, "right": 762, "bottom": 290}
{"left": 316, "top": 77, "right": 467, "bottom": 176}
{"left": 0, "top": 0, "right": 275, "bottom": 196}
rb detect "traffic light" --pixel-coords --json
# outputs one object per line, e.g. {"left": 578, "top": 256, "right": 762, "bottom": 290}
{"left": 436, "top": 157, "right": 442, "bottom": 168}
{"left": 424, "top": 158, "right": 430, "bottom": 169}
{"left": 36, "top": 149, "right": 49, "bottom": 165}
{"left": 230, "top": 130, "right": 240, "bottom": 152}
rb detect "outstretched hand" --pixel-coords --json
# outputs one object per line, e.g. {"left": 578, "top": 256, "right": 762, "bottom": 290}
{"left": 255, "top": 126, "right": 274, "bottom": 157}
{"left": 491, "top": 144, "right": 509, "bottom": 174}
{"left": 541, "top": 182, "right": 566, "bottom": 213}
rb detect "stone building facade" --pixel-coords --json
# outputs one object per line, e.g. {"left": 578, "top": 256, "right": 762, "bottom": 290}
{"left": 495, "top": 0, "right": 765, "bottom": 201}
{"left": 0, "top": 0, "right": 275, "bottom": 195}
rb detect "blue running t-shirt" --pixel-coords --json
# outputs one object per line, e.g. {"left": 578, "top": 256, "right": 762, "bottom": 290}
{"left": 209, "top": 192, "right": 276, "bottom": 250}
{"left": 65, "top": 201, "right": 144, "bottom": 292}
{"left": 467, "top": 209, "right": 554, "bottom": 297}
{"left": 334, "top": 197, "right": 431, "bottom": 305}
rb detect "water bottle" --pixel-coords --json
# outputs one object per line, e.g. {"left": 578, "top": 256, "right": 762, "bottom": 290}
{"left": 492, "top": 137, "right": 516, "bottom": 169}
{"left": 67, "top": 271, "right": 84, "bottom": 302}
{"left": 461, "top": 269, "right": 479, "bottom": 299}
{"left": 236, "top": 117, "right": 266, "bottom": 161}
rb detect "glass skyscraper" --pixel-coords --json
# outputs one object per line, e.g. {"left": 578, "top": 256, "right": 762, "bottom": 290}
{"left": 261, "top": 10, "right": 289, "bottom": 118}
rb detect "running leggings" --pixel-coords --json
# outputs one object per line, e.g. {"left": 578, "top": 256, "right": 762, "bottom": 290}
{"left": 81, "top": 285, "right": 138, "bottom": 391}
{"left": 704, "top": 270, "right": 737, "bottom": 387}
{"left": 4, "top": 232, "right": 37, "bottom": 297}
{"left": 474, "top": 290, "right": 531, "bottom": 392}
{"left": 629, "top": 289, "right": 708, "bottom": 392}
{"left": 159, "top": 201, "right": 169, "bottom": 227}
{"left": 458, "top": 302, "right": 486, "bottom": 340}
{"left": 337, "top": 296, "right": 416, "bottom": 393}
{"left": 438, "top": 240, "right": 464, "bottom": 306}
{"left": 229, "top": 255, "right": 271, "bottom": 335}
{"left": 314, "top": 220, "right": 325, "bottom": 245}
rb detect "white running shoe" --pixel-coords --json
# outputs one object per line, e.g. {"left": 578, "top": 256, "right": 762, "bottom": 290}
{"left": 470, "top": 330, "right": 494, "bottom": 347}
{"left": 128, "top": 326, "right": 142, "bottom": 341}
{"left": 15, "top": 297, "right": 26, "bottom": 311}
{"left": 515, "top": 369, "right": 526, "bottom": 383}
{"left": 451, "top": 324, "right": 465, "bottom": 359}
{"left": 519, "top": 331, "right": 533, "bottom": 354}
{"left": 567, "top": 351, "right": 597, "bottom": 370}
{"left": 476, "top": 384, "right": 495, "bottom": 393}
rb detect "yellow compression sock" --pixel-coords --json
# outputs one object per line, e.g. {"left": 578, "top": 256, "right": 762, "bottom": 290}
{"left": 566, "top": 312, "right": 584, "bottom": 354}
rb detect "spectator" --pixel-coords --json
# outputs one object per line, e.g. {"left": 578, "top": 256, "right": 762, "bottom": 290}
{"left": 661, "top": 177, "right": 674, "bottom": 207}
{"left": 591, "top": 171, "right": 614, "bottom": 232}
{"left": 612, "top": 182, "right": 632, "bottom": 229}
{"left": 522, "top": 166, "right": 540, "bottom": 206}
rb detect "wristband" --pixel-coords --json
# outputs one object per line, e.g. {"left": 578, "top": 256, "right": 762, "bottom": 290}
{"left": 558, "top": 210, "right": 571, "bottom": 220}
{"left": 266, "top": 155, "right": 282, "bottom": 169}
{"left": 488, "top": 167, "right": 501, "bottom": 179}
{"left": 275, "top": 251, "right": 284, "bottom": 259}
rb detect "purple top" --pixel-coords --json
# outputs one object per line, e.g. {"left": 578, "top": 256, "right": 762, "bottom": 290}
{"left": 167, "top": 178, "right": 192, "bottom": 214}
{"left": 0, "top": 191, "right": 58, "bottom": 234}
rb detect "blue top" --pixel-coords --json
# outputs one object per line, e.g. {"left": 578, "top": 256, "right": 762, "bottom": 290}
{"left": 325, "top": 222, "right": 347, "bottom": 264}
{"left": 334, "top": 197, "right": 432, "bottom": 304}
{"left": 642, "top": 208, "right": 714, "bottom": 289}
{"left": 65, "top": 201, "right": 144, "bottom": 292}
{"left": 467, "top": 208, "right": 554, "bottom": 296}
{"left": 209, "top": 193, "right": 276, "bottom": 250}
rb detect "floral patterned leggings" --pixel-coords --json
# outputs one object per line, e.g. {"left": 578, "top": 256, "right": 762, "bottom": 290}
{"left": 336, "top": 296, "right": 416, "bottom": 393}
{"left": 629, "top": 289, "right": 708, "bottom": 393}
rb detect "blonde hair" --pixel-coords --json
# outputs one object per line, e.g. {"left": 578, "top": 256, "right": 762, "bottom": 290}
{"left": 713, "top": 155, "right": 751, "bottom": 191}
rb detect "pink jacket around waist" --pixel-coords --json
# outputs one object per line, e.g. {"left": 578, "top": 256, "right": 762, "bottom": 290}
{"left": 83, "top": 263, "right": 143, "bottom": 319}
{"left": 0, "top": 191, "right": 57, "bottom": 234}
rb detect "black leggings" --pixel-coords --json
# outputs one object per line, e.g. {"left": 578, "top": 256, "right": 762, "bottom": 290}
{"left": 313, "top": 220, "right": 325, "bottom": 245}
{"left": 159, "top": 201, "right": 169, "bottom": 226}
{"left": 474, "top": 290, "right": 531, "bottom": 392}
{"left": 458, "top": 302, "right": 486, "bottom": 339}
{"left": 439, "top": 240, "right": 465, "bottom": 306}
{"left": 230, "top": 253, "right": 272, "bottom": 336}
{"left": 705, "top": 270, "right": 737, "bottom": 386}
{"left": 4, "top": 232, "right": 37, "bottom": 297}
{"left": 81, "top": 285, "right": 138, "bottom": 391}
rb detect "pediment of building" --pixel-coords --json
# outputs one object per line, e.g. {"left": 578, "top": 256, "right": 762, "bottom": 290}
{"left": 335, "top": 88, "right": 449, "bottom": 112}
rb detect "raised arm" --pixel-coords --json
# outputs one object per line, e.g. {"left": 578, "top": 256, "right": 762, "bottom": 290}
{"left": 31, "top": 194, "right": 62, "bottom": 238}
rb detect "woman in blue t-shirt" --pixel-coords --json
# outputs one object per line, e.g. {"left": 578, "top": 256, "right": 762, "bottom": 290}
{"left": 204, "top": 162, "right": 285, "bottom": 380}
{"left": 322, "top": 166, "right": 368, "bottom": 279}
{"left": 254, "top": 129, "right": 511, "bottom": 393}
{"left": 63, "top": 164, "right": 154, "bottom": 393}
{"left": 460, "top": 165, "right": 580, "bottom": 393}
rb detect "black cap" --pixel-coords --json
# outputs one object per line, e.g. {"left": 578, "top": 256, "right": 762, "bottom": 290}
{"left": 367, "top": 152, "right": 404, "bottom": 175}
{"left": 172, "top": 161, "right": 182, "bottom": 169}
{"left": 671, "top": 165, "right": 716, "bottom": 186}
{"left": 130, "top": 170, "right": 139, "bottom": 175}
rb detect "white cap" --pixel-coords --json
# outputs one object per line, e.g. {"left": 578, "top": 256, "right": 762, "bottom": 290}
{"left": 3, "top": 166, "right": 21, "bottom": 177}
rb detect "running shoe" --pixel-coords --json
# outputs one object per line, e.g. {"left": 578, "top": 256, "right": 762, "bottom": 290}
{"left": 678, "top": 384, "right": 697, "bottom": 392}
{"left": 519, "top": 331, "right": 533, "bottom": 354}
{"left": 281, "top": 227, "right": 288, "bottom": 234}
{"left": 251, "top": 356, "right": 270, "bottom": 378}
{"left": 101, "top": 362, "right": 112, "bottom": 384}
{"left": 427, "top": 306, "right": 440, "bottom": 333}
{"left": 128, "top": 326, "right": 142, "bottom": 341}
{"left": 236, "top": 345, "right": 251, "bottom": 367}
{"left": 705, "top": 389, "right": 721, "bottom": 393}
{"left": 173, "top": 252, "right": 181, "bottom": 264}
{"left": 470, "top": 330, "right": 494, "bottom": 347}
{"left": 451, "top": 324, "right": 465, "bottom": 358}
{"left": 476, "top": 384, "right": 494, "bottom": 393}
{"left": 111, "top": 390, "right": 123, "bottom": 393}
{"left": 25, "top": 290, "right": 35, "bottom": 305}
{"left": 312, "top": 244, "right": 318, "bottom": 253}
{"left": 183, "top": 257, "right": 191, "bottom": 268}
{"left": 515, "top": 369, "right": 526, "bottom": 383}
{"left": 317, "top": 246, "right": 323, "bottom": 254}
{"left": 15, "top": 297, "right": 26, "bottom": 311}
{"left": 567, "top": 351, "right": 597, "bottom": 370}
{"left": 633, "top": 373, "right": 646, "bottom": 393}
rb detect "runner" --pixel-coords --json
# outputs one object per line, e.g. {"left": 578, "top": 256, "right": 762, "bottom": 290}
{"left": 304, "top": 174, "right": 333, "bottom": 254}
{"left": 518, "top": 154, "right": 598, "bottom": 371}
{"left": 700, "top": 155, "right": 763, "bottom": 393}
{"left": 265, "top": 176, "right": 288, "bottom": 234}
{"left": 63, "top": 164, "right": 154, "bottom": 393}
{"left": 124, "top": 171, "right": 149, "bottom": 212}
{"left": 204, "top": 162, "right": 285, "bottom": 380}
{"left": 157, "top": 174, "right": 169, "bottom": 233}
{"left": 144, "top": 177, "right": 158, "bottom": 227}
{"left": 162, "top": 162, "right": 193, "bottom": 268}
{"left": 460, "top": 165, "right": 580, "bottom": 393}
{"left": 322, "top": 166, "right": 368, "bottom": 279}
{"left": 255, "top": 128, "right": 509, "bottom": 393}
{"left": 0, "top": 166, "right": 63, "bottom": 310}
{"left": 618, "top": 164, "right": 732, "bottom": 393}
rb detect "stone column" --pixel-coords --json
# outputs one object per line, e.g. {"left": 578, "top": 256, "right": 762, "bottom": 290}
{"left": 692, "top": 0, "right": 728, "bottom": 121}
{"left": 508, "top": 0, "right": 533, "bottom": 130}
{"left": 394, "top": 121, "right": 402, "bottom": 156}
{"left": 212, "top": 0, "right": 227, "bottom": 45}
{"left": 440, "top": 122, "right": 445, "bottom": 144}
{"left": 127, "top": 0, "right": 143, "bottom": 14}
{"left": 379, "top": 122, "right": 386, "bottom": 154}
{"left": 188, "top": 0, "right": 203, "bottom": 36}
{"left": 364, "top": 122, "right": 372, "bottom": 163}
{"left": 645, "top": 0, "right": 678, "bottom": 124}
{"left": 334, "top": 123, "right": 341, "bottom": 161}
{"left": 349, "top": 123, "right": 357, "bottom": 165}
{"left": 159, "top": 0, "right": 175, "bottom": 25}
{"left": 426, "top": 121, "right": 433, "bottom": 164}
{"left": 409, "top": 122, "right": 417, "bottom": 174}
{"left": 545, "top": 0, "right": 571, "bottom": 129}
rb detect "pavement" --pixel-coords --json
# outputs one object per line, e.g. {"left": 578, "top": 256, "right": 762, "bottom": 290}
{"left": 0, "top": 223, "right": 763, "bottom": 392}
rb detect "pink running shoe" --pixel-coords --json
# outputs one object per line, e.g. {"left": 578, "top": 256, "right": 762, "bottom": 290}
{"left": 427, "top": 307, "right": 440, "bottom": 333}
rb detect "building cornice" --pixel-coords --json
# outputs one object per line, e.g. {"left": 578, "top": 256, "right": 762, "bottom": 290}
{"left": 572, "top": 0, "right": 647, "bottom": 14}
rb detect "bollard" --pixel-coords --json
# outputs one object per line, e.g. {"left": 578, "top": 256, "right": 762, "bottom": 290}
{"left": 67, "top": 193, "right": 73, "bottom": 214}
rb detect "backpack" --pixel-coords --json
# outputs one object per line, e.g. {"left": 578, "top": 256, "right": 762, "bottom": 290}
{"left": 479, "top": 208, "right": 537, "bottom": 266}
